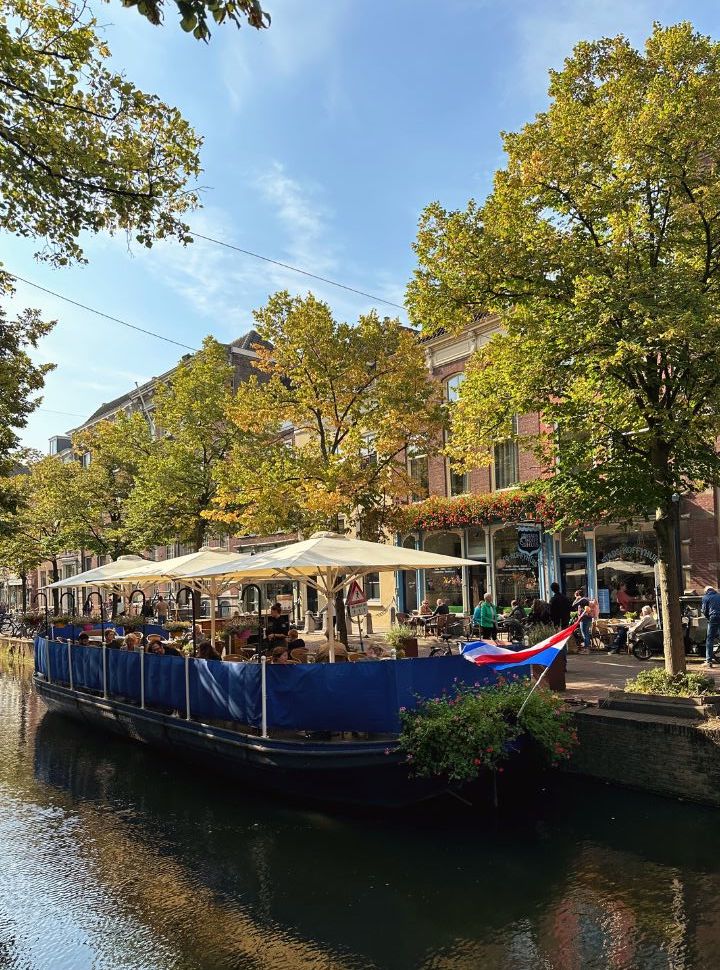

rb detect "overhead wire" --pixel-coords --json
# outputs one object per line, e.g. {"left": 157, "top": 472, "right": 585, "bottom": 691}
{"left": 5, "top": 271, "right": 198, "bottom": 351}
{"left": 188, "top": 230, "right": 406, "bottom": 311}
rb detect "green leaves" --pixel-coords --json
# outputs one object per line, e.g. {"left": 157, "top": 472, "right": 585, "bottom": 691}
{"left": 121, "top": 0, "right": 270, "bottom": 42}
{"left": 208, "top": 291, "right": 447, "bottom": 539}
{"left": 0, "top": 0, "right": 202, "bottom": 264}
{"left": 409, "top": 22, "right": 720, "bottom": 526}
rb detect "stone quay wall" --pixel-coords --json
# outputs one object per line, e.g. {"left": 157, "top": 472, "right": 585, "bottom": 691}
{"left": 568, "top": 707, "right": 720, "bottom": 808}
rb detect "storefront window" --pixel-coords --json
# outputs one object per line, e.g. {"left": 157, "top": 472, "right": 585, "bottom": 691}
{"left": 595, "top": 526, "right": 658, "bottom": 617}
{"left": 493, "top": 525, "right": 539, "bottom": 608}
{"left": 423, "top": 532, "right": 463, "bottom": 609}
{"left": 560, "top": 532, "right": 586, "bottom": 554}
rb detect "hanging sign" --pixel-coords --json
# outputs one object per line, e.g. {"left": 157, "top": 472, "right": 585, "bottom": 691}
{"left": 346, "top": 579, "right": 368, "bottom": 617}
{"left": 517, "top": 525, "right": 541, "bottom": 555}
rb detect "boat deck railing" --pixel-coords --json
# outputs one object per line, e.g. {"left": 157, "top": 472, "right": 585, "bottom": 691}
{"left": 34, "top": 637, "right": 501, "bottom": 737}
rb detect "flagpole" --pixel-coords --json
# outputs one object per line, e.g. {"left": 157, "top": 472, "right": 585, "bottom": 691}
{"left": 517, "top": 649, "right": 560, "bottom": 719}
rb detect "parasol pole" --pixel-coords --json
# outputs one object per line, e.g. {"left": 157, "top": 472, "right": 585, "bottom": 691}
{"left": 326, "top": 567, "right": 336, "bottom": 664}
{"left": 209, "top": 578, "right": 217, "bottom": 647}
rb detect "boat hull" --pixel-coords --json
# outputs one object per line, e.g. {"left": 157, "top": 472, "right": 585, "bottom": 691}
{"left": 34, "top": 676, "right": 445, "bottom": 809}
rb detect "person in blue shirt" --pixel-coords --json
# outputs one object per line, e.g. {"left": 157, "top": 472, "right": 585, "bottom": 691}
{"left": 701, "top": 585, "right": 720, "bottom": 667}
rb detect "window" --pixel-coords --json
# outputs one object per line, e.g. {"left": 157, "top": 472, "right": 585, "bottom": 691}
{"left": 448, "top": 464, "right": 468, "bottom": 496}
{"left": 408, "top": 453, "right": 428, "bottom": 501}
{"left": 364, "top": 572, "right": 381, "bottom": 601}
{"left": 445, "top": 374, "right": 465, "bottom": 403}
{"left": 83, "top": 556, "right": 93, "bottom": 572}
{"left": 493, "top": 416, "right": 519, "bottom": 489}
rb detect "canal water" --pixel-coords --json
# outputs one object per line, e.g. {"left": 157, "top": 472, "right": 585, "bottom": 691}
{"left": 1, "top": 661, "right": 719, "bottom": 970}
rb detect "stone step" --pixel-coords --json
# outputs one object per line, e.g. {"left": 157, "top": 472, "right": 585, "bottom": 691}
{"left": 602, "top": 689, "right": 720, "bottom": 720}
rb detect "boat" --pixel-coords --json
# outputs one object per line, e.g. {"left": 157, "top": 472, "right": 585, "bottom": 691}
{"left": 33, "top": 636, "right": 499, "bottom": 809}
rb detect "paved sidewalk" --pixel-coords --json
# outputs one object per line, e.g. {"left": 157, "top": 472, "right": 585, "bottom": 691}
{"left": 564, "top": 652, "right": 720, "bottom": 703}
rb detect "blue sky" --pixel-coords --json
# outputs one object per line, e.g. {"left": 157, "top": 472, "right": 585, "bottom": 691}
{"left": 9, "top": 0, "right": 720, "bottom": 450}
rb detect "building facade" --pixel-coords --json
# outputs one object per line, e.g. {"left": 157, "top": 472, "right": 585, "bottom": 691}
{"left": 33, "top": 332, "right": 300, "bottom": 618}
{"left": 385, "top": 320, "right": 720, "bottom": 621}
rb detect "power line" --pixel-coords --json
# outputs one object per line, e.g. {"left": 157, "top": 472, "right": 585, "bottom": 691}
{"left": 190, "top": 230, "right": 406, "bottom": 311}
{"left": 6, "top": 271, "right": 198, "bottom": 352}
{"left": 36, "top": 407, "right": 88, "bottom": 418}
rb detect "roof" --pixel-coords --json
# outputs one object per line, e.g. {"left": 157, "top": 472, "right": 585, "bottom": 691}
{"left": 69, "top": 330, "right": 263, "bottom": 432}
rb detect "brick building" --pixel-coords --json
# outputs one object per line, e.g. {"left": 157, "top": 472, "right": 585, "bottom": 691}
{"left": 33, "top": 332, "right": 300, "bottom": 618}
{"left": 385, "top": 319, "right": 720, "bottom": 621}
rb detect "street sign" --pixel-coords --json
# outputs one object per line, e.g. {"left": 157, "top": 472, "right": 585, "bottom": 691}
{"left": 346, "top": 579, "right": 368, "bottom": 617}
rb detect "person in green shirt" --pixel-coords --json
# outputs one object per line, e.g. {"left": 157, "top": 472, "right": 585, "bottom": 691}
{"left": 478, "top": 592, "right": 497, "bottom": 640}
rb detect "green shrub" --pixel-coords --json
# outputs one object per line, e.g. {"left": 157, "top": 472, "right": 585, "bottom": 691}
{"left": 398, "top": 678, "right": 577, "bottom": 783}
{"left": 625, "top": 668, "right": 715, "bottom": 696}
{"left": 386, "top": 623, "right": 415, "bottom": 650}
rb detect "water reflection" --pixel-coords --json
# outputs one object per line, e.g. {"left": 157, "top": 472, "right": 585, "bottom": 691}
{"left": 0, "top": 660, "right": 719, "bottom": 968}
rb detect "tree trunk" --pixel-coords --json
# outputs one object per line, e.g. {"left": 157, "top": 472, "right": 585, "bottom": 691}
{"left": 654, "top": 507, "right": 686, "bottom": 674}
{"left": 50, "top": 558, "right": 60, "bottom": 616}
{"left": 20, "top": 572, "right": 27, "bottom": 613}
{"left": 334, "top": 589, "right": 348, "bottom": 646}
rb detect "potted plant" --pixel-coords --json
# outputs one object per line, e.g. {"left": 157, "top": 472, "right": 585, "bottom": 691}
{"left": 386, "top": 623, "right": 417, "bottom": 657}
{"left": 119, "top": 614, "right": 146, "bottom": 632}
{"left": 399, "top": 678, "right": 578, "bottom": 786}
{"left": 526, "top": 622, "right": 566, "bottom": 690}
{"left": 165, "top": 620, "right": 191, "bottom": 635}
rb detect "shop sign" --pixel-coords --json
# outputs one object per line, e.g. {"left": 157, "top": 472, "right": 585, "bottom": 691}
{"left": 600, "top": 544, "right": 658, "bottom": 564}
{"left": 496, "top": 551, "right": 536, "bottom": 573}
{"left": 516, "top": 525, "right": 541, "bottom": 556}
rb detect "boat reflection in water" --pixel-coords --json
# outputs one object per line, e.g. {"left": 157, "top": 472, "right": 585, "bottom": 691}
{"left": 17, "top": 670, "right": 720, "bottom": 970}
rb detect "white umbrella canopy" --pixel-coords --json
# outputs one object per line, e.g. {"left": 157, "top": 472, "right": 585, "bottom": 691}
{"left": 175, "top": 532, "right": 477, "bottom": 662}
{"left": 187, "top": 532, "right": 478, "bottom": 582}
{"left": 45, "top": 554, "right": 151, "bottom": 590}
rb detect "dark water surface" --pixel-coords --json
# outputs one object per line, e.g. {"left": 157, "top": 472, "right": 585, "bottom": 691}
{"left": 1, "top": 662, "right": 719, "bottom": 970}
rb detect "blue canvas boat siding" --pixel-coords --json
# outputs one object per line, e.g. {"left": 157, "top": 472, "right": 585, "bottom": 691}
{"left": 34, "top": 638, "right": 506, "bottom": 734}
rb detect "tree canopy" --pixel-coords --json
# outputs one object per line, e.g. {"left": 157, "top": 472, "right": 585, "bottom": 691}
{"left": 208, "top": 291, "right": 446, "bottom": 540}
{"left": 70, "top": 412, "right": 154, "bottom": 560}
{"left": 0, "top": 277, "right": 55, "bottom": 521}
{"left": 0, "top": 0, "right": 202, "bottom": 265}
{"left": 125, "top": 337, "right": 240, "bottom": 550}
{"left": 121, "top": 0, "right": 270, "bottom": 42}
{"left": 407, "top": 22, "right": 720, "bottom": 672}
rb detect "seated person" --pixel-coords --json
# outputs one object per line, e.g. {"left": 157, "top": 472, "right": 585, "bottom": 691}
{"left": 530, "top": 599, "right": 552, "bottom": 624}
{"left": 356, "top": 644, "right": 382, "bottom": 661}
{"left": 508, "top": 599, "right": 526, "bottom": 622}
{"left": 196, "top": 638, "right": 221, "bottom": 661}
{"left": 76, "top": 632, "right": 90, "bottom": 646}
{"left": 608, "top": 606, "right": 657, "bottom": 654}
{"left": 266, "top": 603, "right": 289, "bottom": 647}
{"left": 271, "top": 645, "right": 290, "bottom": 664}
{"left": 431, "top": 597, "right": 450, "bottom": 617}
{"left": 149, "top": 640, "right": 165, "bottom": 655}
{"left": 419, "top": 599, "right": 432, "bottom": 616}
{"left": 122, "top": 633, "right": 139, "bottom": 652}
{"left": 163, "top": 641, "right": 183, "bottom": 657}
{"left": 103, "top": 629, "right": 118, "bottom": 648}
{"left": 287, "top": 629, "right": 305, "bottom": 651}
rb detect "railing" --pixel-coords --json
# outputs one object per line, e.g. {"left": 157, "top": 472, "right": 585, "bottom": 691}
{"left": 34, "top": 637, "right": 503, "bottom": 735}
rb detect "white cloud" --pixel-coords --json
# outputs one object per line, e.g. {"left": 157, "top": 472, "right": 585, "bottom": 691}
{"left": 511, "top": 0, "right": 675, "bottom": 96}
{"left": 255, "top": 161, "right": 336, "bottom": 272}
{"left": 219, "top": 0, "right": 351, "bottom": 112}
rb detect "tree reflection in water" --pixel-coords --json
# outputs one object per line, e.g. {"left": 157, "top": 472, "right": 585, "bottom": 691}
{"left": 0, "top": 660, "right": 718, "bottom": 968}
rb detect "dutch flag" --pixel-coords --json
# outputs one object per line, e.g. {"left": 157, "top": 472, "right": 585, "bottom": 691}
{"left": 461, "top": 622, "right": 580, "bottom": 670}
